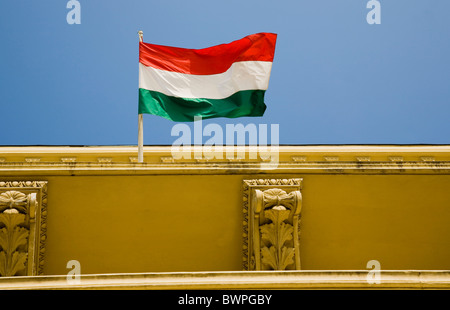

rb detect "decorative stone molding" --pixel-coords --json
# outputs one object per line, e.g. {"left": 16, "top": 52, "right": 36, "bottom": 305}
{"left": 291, "top": 156, "right": 307, "bottom": 162}
{"left": 324, "top": 156, "right": 339, "bottom": 161}
{"left": 0, "top": 181, "right": 47, "bottom": 276}
{"left": 227, "top": 157, "right": 245, "bottom": 162}
{"left": 160, "top": 156, "right": 174, "bottom": 163}
{"left": 61, "top": 157, "right": 77, "bottom": 163}
{"left": 97, "top": 157, "right": 112, "bottom": 164}
{"left": 243, "top": 178, "right": 302, "bottom": 271}
{"left": 129, "top": 157, "right": 139, "bottom": 163}
{"left": 0, "top": 146, "right": 448, "bottom": 175}
{"left": 421, "top": 156, "right": 435, "bottom": 162}
{"left": 0, "top": 270, "right": 449, "bottom": 290}
{"left": 356, "top": 156, "right": 371, "bottom": 162}
{"left": 389, "top": 156, "right": 404, "bottom": 162}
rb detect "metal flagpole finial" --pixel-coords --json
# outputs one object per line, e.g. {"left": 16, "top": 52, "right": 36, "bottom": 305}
{"left": 138, "top": 30, "right": 143, "bottom": 42}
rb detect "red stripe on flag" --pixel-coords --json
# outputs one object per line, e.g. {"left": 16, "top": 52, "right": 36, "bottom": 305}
{"left": 139, "top": 33, "right": 277, "bottom": 75}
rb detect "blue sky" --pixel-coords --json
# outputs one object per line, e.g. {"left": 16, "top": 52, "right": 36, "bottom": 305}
{"left": 0, "top": 0, "right": 449, "bottom": 146}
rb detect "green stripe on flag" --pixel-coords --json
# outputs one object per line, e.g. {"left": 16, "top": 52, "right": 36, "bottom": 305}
{"left": 138, "top": 88, "right": 267, "bottom": 122}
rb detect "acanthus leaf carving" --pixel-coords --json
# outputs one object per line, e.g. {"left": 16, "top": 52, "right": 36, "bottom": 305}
{"left": 0, "top": 250, "right": 28, "bottom": 277}
{"left": 243, "top": 178, "right": 302, "bottom": 271}
{"left": 260, "top": 207, "right": 295, "bottom": 270}
{"left": 0, "top": 182, "right": 48, "bottom": 276}
{"left": 0, "top": 205, "right": 29, "bottom": 276}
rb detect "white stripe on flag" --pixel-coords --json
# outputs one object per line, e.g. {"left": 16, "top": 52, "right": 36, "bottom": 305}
{"left": 138, "top": 61, "right": 273, "bottom": 99}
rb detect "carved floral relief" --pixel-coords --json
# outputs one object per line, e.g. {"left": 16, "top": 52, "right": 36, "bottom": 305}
{"left": 0, "top": 182, "right": 47, "bottom": 276}
{"left": 243, "top": 179, "right": 302, "bottom": 271}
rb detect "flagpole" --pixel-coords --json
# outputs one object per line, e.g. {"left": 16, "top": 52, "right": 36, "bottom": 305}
{"left": 137, "top": 30, "right": 144, "bottom": 163}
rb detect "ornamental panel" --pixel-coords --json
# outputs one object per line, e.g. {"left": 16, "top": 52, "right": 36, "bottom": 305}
{"left": 0, "top": 181, "right": 47, "bottom": 276}
{"left": 243, "top": 178, "right": 302, "bottom": 271}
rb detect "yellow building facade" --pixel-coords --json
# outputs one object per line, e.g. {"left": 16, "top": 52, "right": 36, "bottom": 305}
{"left": 0, "top": 145, "right": 449, "bottom": 289}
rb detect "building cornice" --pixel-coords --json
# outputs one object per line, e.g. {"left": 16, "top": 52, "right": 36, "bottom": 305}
{"left": 0, "top": 270, "right": 449, "bottom": 290}
{"left": 0, "top": 145, "right": 449, "bottom": 175}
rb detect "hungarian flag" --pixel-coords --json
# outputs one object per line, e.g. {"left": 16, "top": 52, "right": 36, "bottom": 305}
{"left": 138, "top": 33, "right": 277, "bottom": 122}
